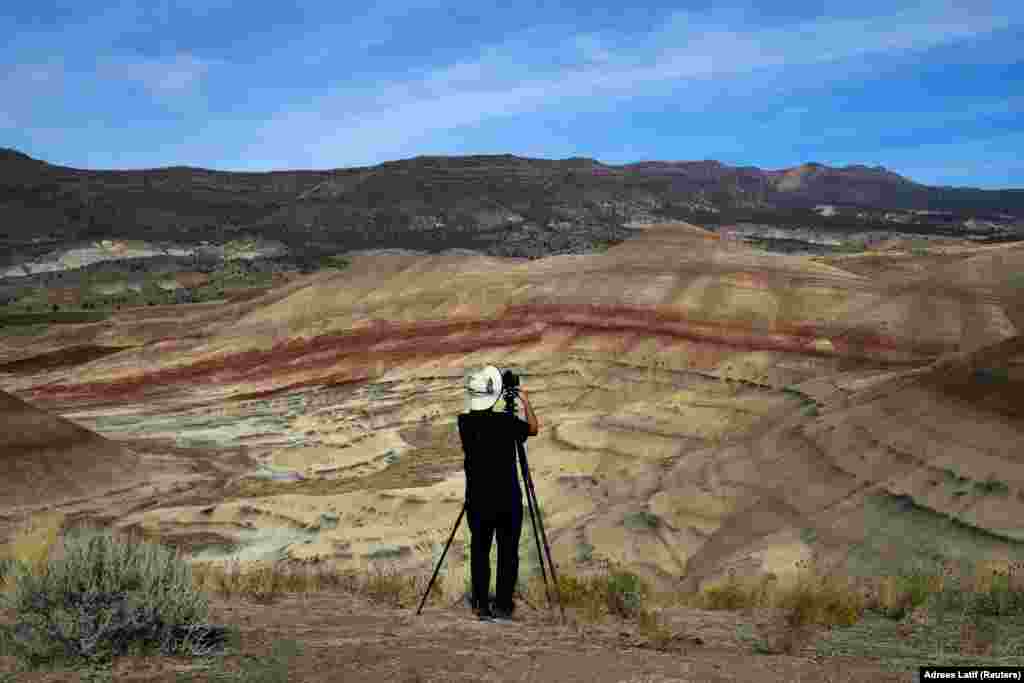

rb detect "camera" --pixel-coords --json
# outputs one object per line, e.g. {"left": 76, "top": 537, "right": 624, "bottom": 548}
{"left": 501, "top": 370, "right": 520, "bottom": 409}
{"left": 501, "top": 369, "right": 520, "bottom": 398}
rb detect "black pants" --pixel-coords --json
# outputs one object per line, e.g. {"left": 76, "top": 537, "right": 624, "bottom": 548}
{"left": 467, "top": 502, "right": 523, "bottom": 612}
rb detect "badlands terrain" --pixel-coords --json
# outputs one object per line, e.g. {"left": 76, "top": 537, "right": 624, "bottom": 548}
{"left": 1, "top": 213, "right": 1024, "bottom": 679}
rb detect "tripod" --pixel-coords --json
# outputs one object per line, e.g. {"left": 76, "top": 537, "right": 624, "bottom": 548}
{"left": 415, "top": 392, "right": 565, "bottom": 623}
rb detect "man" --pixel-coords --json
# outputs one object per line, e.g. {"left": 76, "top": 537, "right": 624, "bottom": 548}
{"left": 458, "top": 365, "right": 539, "bottom": 621}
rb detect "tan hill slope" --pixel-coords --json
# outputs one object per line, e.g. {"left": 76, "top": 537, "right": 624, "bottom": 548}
{"left": 678, "top": 332, "right": 1024, "bottom": 592}
{"left": 1, "top": 221, "right": 1022, "bottom": 606}
{"left": 0, "top": 389, "right": 145, "bottom": 510}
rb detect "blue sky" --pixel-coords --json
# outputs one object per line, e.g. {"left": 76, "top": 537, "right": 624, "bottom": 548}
{"left": 2, "top": 0, "right": 1022, "bottom": 188}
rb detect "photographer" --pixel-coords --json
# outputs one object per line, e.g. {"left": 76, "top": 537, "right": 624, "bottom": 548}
{"left": 458, "top": 365, "right": 539, "bottom": 621}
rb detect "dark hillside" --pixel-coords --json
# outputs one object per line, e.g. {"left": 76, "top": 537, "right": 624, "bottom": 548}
{"left": 1, "top": 149, "right": 1021, "bottom": 268}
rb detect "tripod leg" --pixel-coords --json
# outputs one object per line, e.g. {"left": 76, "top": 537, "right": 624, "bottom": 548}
{"left": 415, "top": 504, "right": 465, "bottom": 616}
{"left": 524, "top": 485, "right": 551, "bottom": 606}
{"left": 520, "top": 448, "right": 566, "bottom": 624}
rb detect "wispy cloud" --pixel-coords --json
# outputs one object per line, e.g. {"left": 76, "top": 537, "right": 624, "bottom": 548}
{"left": 243, "top": 2, "right": 1020, "bottom": 168}
{"left": 100, "top": 53, "right": 215, "bottom": 98}
{"left": 2, "top": 1, "right": 1022, "bottom": 186}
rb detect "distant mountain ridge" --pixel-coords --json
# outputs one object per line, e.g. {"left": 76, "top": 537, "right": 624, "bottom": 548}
{"left": 5, "top": 146, "right": 1020, "bottom": 197}
{"left": 1, "top": 147, "right": 1022, "bottom": 270}
{"left": 0, "top": 146, "right": 1004, "bottom": 189}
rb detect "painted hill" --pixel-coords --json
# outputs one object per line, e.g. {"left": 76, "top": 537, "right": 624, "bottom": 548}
{"left": 2, "top": 217, "right": 1024, "bottom": 678}
{"left": 1, "top": 221, "right": 1019, "bottom": 602}
{"left": 0, "top": 389, "right": 144, "bottom": 510}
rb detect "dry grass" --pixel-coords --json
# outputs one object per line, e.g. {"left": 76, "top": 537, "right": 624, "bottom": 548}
{"left": 637, "top": 608, "right": 675, "bottom": 650}
{"left": 6, "top": 511, "right": 1024, "bottom": 678}
{"left": 682, "top": 556, "right": 1024, "bottom": 664}
{"left": 0, "top": 511, "right": 67, "bottom": 597}
{"left": 188, "top": 558, "right": 437, "bottom": 609}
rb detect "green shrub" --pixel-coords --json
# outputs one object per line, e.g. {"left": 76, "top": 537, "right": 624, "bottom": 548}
{"left": 943, "top": 469, "right": 970, "bottom": 486}
{"left": 366, "top": 546, "right": 404, "bottom": 560}
{"left": 576, "top": 542, "right": 595, "bottom": 563}
{"left": 623, "top": 511, "right": 660, "bottom": 531}
{"left": 909, "top": 239, "right": 929, "bottom": 253}
{"left": 777, "top": 573, "right": 863, "bottom": 628}
{"left": 606, "top": 568, "right": 646, "bottom": 618}
{"left": 973, "top": 477, "right": 1011, "bottom": 497}
{"left": 800, "top": 528, "right": 818, "bottom": 544}
{"left": 974, "top": 368, "right": 1011, "bottom": 384}
{"left": 701, "top": 573, "right": 752, "bottom": 611}
{"left": 555, "top": 573, "right": 598, "bottom": 606}
{"left": 0, "top": 323, "right": 48, "bottom": 337}
{"left": 319, "top": 255, "right": 351, "bottom": 270}
{"left": 881, "top": 569, "right": 935, "bottom": 620}
{"left": 0, "top": 524, "right": 228, "bottom": 668}
{"left": 836, "top": 240, "right": 868, "bottom": 254}
{"left": 966, "top": 572, "right": 1024, "bottom": 617}
{"left": 200, "top": 636, "right": 301, "bottom": 683}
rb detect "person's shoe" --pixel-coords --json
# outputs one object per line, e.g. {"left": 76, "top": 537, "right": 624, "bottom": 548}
{"left": 475, "top": 607, "right": 494, "bottom": 621}
{"left": 491, "top": 604, "right": 515, "bottom": 621}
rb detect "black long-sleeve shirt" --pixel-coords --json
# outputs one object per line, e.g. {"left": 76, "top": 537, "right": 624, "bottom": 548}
{"left": 458, "top": 409, "right": 531, "bottom": 514}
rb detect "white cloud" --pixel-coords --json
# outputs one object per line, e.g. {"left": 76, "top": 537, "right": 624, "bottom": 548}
{"left": 248, "top": 2, "right": 1021, "bottom": 168}
{"left": 100, "top": 53, "right": 215, "bottom": 98}
{"left": 2, "top": 60, "right": 66, "bottom": 87}
{"left": 573, "top": 34, "right": 614, "bottom": 65}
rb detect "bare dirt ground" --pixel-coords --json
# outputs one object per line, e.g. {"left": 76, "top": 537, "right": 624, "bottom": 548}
{"left": 0, "top": 590, "right": 911, "bottom": 682}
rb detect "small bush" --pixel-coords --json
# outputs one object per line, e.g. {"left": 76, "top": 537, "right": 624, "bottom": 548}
{"left": 835, "top": 240, "right": 868, "bottom": 254}
{"left": 363, "top": 565, "right": 416, "bottom": 608}
{"left": 966, "top": 569, "right": 1024, "bottom": 617}
{"left": 576, "top": 542, "right": 595, "bottom": 563}
{"left": 2, "top": 512, "right": 65, "bottom": 587}
{"left": 606, "top": 567, "right": 646, "bottom": 618}
{"left": 908, "top": 239, "right": 929, "bottom": 254}
{"left": 888, "top": 570, "right": 935, "bottom": 619}
{"left": 0, "top": 522, "right": 228, "bottom": 669}
{"left": 799, "top": 527, "right": 818, "bottom": 544}
{"left": 943, "top": 469, "right": 970, "bottom": 486}
{"left": 555, "top": 573, "right": 600, "bottom": 606}
{"left": 184, "top": 634, "right": 297, "bottom": 683}
{"left": 696, "top": 570, "right": 780, "bottom": 611}
{"left": 973, "top": 477, "right": 1011, "bottom": 497}
{"left": 623, "top": 511, "right": 660, "bottom": 531}
{"left": 366, "top": 546, "right": 404, "bottom": 560}
{"left": 700, "top": 572, "right": 755, "bottom": 611}
{"left": 778, "top": 573, "right": 863, "bottom": 628}
{"left": 974, "top": 368, "right": 1011, "bottom": 384}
